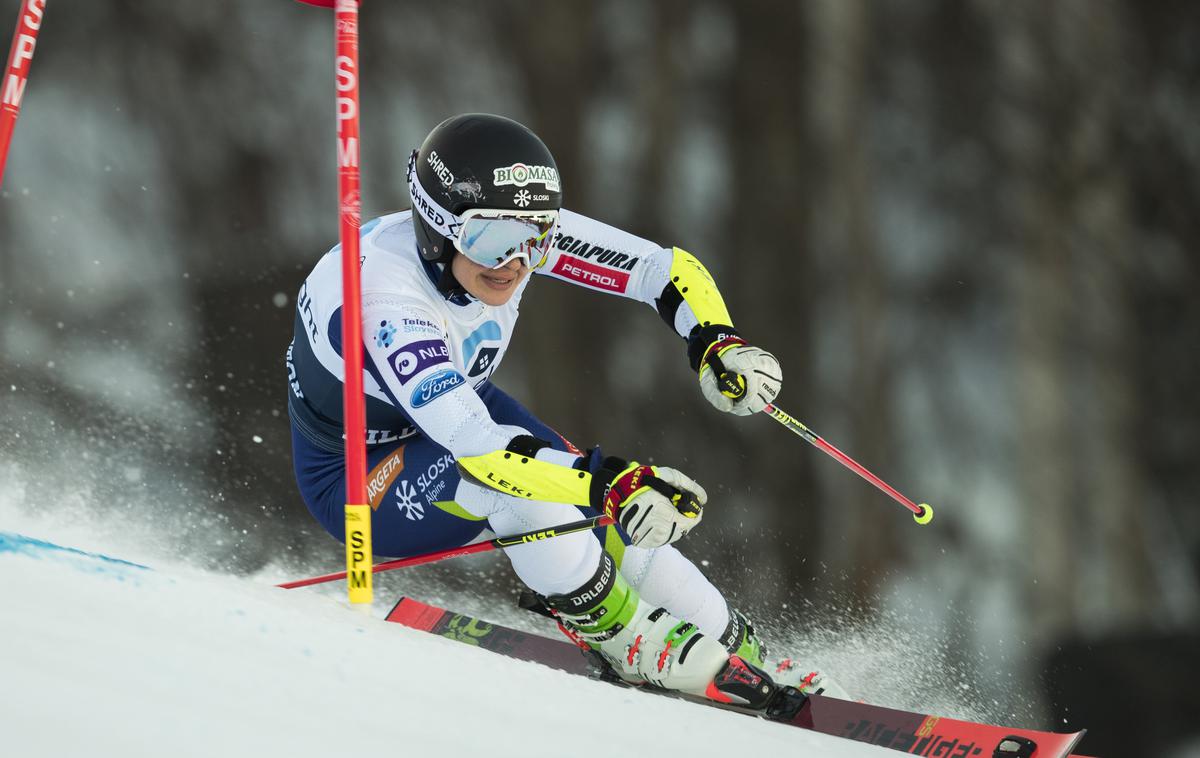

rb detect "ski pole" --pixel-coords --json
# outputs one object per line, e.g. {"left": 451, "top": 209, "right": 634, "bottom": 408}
{"left": 711, "top": 363, "right": 932, "bottom": 524}
{"left": 1, "top": 0, "right": 47, "bottom": 187}
{"left": 761, "top": 403, "right": 932, "bottom": 524}
{"left": 278, "top": 514, "right": 615, "bottom": 590}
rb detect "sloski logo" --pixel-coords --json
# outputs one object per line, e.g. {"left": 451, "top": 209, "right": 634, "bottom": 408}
{"left": 513, "top": 189, "right": 531, "bottom": 208}
{"left": 493, "top": 163, "right": 560, "bottom": 192}
{"left": 388, "top": 339, "right": 450, "bottom": 385}
{"left": 410, "top": 369, "right": 464, "bottom": 408}
{"left": 395, "top": 479, "right": 425, "bottom": 520}
{"left": 417, "top": 453, "right": 455, "bottom": 504}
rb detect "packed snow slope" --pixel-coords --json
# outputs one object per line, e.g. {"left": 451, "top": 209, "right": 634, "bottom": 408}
{"left": 0, "top": 530, "right": 898, "bottom": 758}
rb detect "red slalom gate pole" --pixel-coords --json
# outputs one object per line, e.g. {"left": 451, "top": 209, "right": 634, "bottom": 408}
{"left": 278, "top": 515, "right": 616, "bottom": 590}
{"left": 0, "top": 0, "right": 46, "bottom": 187}
{"left": 333, "top": 0, "right": 371, "bottom": 605}
{"left": 298, "top": 0, "right": 372, "bottom": 603}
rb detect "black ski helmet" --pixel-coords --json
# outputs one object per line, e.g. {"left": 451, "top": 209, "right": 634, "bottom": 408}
{"left": 409, "top": 113, "right": 562, "bottom": 269}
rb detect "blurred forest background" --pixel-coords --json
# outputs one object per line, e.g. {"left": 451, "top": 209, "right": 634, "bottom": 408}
{"left": 1, "top": 1, "right": 1197, "bottom": 755}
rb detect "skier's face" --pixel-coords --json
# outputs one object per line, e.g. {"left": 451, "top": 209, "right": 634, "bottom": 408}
{"left": 451, "top": 253, "right": 529, "bottom": 306}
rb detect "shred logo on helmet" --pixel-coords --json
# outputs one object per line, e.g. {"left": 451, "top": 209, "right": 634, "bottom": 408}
{"left": 427, "top": 150, "right": 455, "bottom": 187}
{"left": 408, "top": 114, "right": 564, "bottom": 298}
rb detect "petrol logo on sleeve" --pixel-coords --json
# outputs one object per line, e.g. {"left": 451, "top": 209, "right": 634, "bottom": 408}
{"left": 550, "top": 254, "right": 631, "bottom": 293}
{"left": 410, "top": 369, "right": 465, "bottom": 408}
{"left": 388, "top": 340, "right": 450, "bottom": 385}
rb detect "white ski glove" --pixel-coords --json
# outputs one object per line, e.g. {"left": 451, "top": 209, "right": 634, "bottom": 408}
{"left": 690, "top": 327, "right": 782, "bottom": 416}
{"left": 596, "top": 460, "right": 706, "bottom": 548}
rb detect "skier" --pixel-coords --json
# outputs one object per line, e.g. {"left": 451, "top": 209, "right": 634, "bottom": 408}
{"left": 287, "top": 113, "right": 842, "bottom": 704}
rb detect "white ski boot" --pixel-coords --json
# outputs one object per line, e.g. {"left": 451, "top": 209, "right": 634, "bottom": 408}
{"left": 717, "top": 608, "right": 851, "bottom": 700}
{"left": 772, "top": 657, "right": 851, "bottom": 699}
{"left": 543, "top": 552, "right": 732, "bottom": 697}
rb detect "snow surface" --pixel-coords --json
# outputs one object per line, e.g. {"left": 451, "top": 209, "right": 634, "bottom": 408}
{"left": 0, "top": 530, "right": 901, "bottom": 758}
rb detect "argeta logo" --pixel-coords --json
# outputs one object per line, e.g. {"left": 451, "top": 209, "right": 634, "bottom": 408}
{"left": 410, "top": 369, "right": 464, "bottom": 408}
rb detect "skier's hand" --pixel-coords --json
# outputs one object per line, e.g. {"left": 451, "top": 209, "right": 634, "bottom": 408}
{"left": 595, "top": 459, "right": 706, "bottom": 548}
{"left": 691, "top": 326, "right": 781, "bottom": 416}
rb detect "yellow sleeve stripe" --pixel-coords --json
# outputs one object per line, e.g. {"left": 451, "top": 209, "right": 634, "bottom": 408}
{"left": 457, "top": 450, "right": 593, "bottom": 506}
{"left": 669, "top": 247, "right": 733, "bottom": 328}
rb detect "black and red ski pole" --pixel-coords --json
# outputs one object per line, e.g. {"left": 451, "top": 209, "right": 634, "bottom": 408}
{"left": 714, "top": 368, "right": 933, "bottom": 525}
{"left": 761, "top": 402, "right": 933, "bottom": 524}
{"left": 278, "top": 514, "right": 615, "bottom": 590}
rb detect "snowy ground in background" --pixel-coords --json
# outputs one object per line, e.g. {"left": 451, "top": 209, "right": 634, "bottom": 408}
{"left": 0, "top": 527, "right": 908, "bottom": 758}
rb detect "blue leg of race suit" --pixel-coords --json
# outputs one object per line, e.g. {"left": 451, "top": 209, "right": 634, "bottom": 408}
{"left": 291, "top": 382, "right": 730, "bottom": 634}
{"left": 291, "top": 382, "right": 624, "bottom": 560}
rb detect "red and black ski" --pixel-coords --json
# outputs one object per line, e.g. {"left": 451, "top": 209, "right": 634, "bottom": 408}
{"left": 386, "top": 596, "right": 1088, "bottom": 757}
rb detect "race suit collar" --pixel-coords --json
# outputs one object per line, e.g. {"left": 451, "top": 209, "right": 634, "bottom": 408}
{"left": 417, "top": 248, "right": 475, "bottom": 307}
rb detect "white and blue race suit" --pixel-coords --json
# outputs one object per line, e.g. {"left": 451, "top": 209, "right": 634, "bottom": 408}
{"left": 287, "top": 209, "right": 731, "bottom": 629}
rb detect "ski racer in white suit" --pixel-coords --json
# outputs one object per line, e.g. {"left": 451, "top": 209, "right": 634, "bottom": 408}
{"left": 287, "top": 114, "right": 842, "bottom": 703}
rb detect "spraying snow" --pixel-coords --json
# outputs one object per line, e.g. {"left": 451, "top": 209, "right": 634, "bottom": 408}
{"left": 0, "top": 526, "right": 902, "bottom": 757}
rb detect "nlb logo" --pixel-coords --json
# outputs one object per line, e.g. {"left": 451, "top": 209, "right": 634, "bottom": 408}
{"left": 388, "top": 339, "right": 450, "bottom": 385}
{"left": 410, "top": 369, "right": 464, "bottom": 408}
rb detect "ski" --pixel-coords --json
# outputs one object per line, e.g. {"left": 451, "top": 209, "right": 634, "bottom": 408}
{"left": 386, "top": 596, "right": 1089, "bottom": 757}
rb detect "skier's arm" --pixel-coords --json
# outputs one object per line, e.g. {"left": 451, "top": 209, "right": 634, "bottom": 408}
{"left": 538, "top": 210, "right": 783, "bottom": 416}
{"left": 360, "top": 299, "right": 704, "bottom": 548}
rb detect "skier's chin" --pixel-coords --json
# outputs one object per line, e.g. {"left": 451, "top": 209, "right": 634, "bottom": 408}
{"left": 451, "top": 252, "right": 527, "bottom": 306}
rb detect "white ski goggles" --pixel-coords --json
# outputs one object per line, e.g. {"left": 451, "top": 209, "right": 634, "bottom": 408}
{"left": 454, "top": 208, "right": 558, "bottom": 270}
{"left": 408, "top": 150, "right": 558, "bottom": 270}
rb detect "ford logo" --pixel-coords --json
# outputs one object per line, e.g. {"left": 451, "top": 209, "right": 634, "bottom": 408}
{"left": 410, "top": 369, "right": 464, "bottom": 408}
